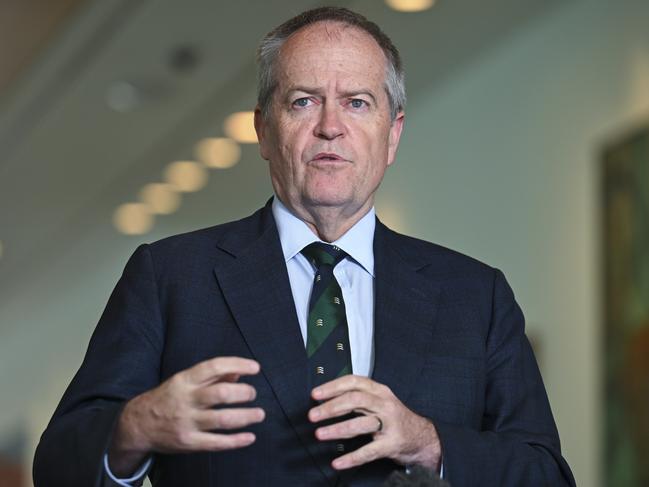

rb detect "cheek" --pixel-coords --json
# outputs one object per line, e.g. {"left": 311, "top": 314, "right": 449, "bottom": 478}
{"left": 360, "top": 133, "right": 390, "bottom": 171}
{"left": 278, "top": 135, "right": 308, "bottom": 172}
{"left": 278, "top": 139, "right": 295, "bottom": 163}
{"left": 270, "top": 141, "right": 303, "bottom": 187}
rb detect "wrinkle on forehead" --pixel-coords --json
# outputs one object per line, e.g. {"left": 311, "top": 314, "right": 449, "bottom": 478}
{"left": 293, "top": 20, "right": 361, "bottom": 44}
{"left": 275, "top": 21, "right": 388, "bottom": 94}
{"left": 319, "top": 21, "right": 354, "bottom": 41}
{"left": 281, "top": 21, "right": 384, "bottom": 64}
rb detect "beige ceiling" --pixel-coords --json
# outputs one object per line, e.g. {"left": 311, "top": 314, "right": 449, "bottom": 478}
{"left": 0, "top": 0, "right": 566, "bottom": 311}
{"left": 0, "top": 0, "right": 87, "bottom": 98}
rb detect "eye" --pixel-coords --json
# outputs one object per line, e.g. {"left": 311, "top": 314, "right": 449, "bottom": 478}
{"left": 349, "top": 98, "right": 368, "bottom": 109}
{"left": 292, "top": 97, "right": 312, "bottom": 108}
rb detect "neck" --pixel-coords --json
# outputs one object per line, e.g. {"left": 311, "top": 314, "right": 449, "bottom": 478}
{"left": 279, "top": 198, "right": 373, "bottom": 242}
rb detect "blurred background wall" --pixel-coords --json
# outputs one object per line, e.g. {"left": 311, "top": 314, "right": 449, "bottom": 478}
{"left": 1, "top": 0, "right": 648, "bottom": 485}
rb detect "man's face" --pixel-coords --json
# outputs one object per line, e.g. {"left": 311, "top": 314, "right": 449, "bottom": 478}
{"left": 255, "top": 22, "right": 404, "bottom": 221}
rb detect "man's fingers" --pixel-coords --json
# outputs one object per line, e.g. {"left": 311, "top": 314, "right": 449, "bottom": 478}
{"left": 332, "top": 440, "right": 385, "bottom": 470}
{"left": 187, "top": 357, "right": 260, "bottom": 385}
{"left": 191, "top": 431, "right": 257, "bottom": 451}
{"left": 194, "top": 382, "right": 257, "bottom": 407}
{"left": 194, "top": 407, "right": 265, "bottom": 431}
{"left": 315, "top": 414, "right": 381, "bottom": 441}
{"left": 309, "top": 391, "right": 376, "bottom": 423}
{"left": 218, "top": 373, "right": 241, "bottom": 383}
{"left": 312, "top": 375, "right": 383, "bottom": 401}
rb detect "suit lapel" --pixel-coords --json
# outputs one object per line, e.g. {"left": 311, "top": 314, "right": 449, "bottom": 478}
{"left": 211, "top": 208, "right": 440, "bottom": 485}
{"left": 371, "top": 221, "right": 440, "bottom": 404}
{"left": 212, "top": 204, "right": 336, "bottom": 484}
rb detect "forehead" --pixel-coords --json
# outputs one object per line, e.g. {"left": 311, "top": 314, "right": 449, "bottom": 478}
{"left": 275, "top": 21, "right": 388, "bottom": 91}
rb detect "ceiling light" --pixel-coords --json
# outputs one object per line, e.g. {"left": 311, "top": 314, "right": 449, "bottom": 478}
{"left": 113, "top": 203, "right": 154, "bottom": 235}
{"left": 224, "top": 111, "right": 258, "bottom": 143}
{"left": 385, "top": 0, "right": 436, "bottom": 13}
{"left": 139, "top": 183, "right": 181, "bottom": 215}
{"left": 195, "top": 137, "right": 241, "bottom": 169}
{"left": 164, "top": 160, "right": 208, "bottom": 192}
{"left": 106, "top": 81, "right": 141, "bottom": 112}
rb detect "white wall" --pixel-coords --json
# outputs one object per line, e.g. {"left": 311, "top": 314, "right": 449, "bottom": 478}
{"left": 376, "top": 0, "right": 649, "bottom": 485}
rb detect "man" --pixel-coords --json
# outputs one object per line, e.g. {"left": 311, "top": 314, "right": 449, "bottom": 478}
{"left": 34, "top": 7, "right": 575, "bottom": 487}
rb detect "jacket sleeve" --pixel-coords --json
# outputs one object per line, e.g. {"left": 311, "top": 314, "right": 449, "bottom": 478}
{"left": 432, "top": 269, "right": 576, "bottom": 487}
{"left": 33, "top": 244, "right": 163, "bottom": 487}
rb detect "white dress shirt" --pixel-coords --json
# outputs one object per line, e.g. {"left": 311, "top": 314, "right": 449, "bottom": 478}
{"left": 272, "top": 196, "right": 376, "bottom": 378}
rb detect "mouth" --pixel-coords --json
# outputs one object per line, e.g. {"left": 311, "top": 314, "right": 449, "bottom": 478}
{"left": 311, "top": 152, "right": 347, "bottom": 162}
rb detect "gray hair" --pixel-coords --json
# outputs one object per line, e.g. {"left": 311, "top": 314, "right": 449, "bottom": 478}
{"left": 256, "top": 7, "right": 406, "bottom": 121}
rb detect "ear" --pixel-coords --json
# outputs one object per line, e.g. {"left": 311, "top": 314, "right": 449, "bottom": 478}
{"left": 254, "top": 106, "right": 270, "bottom": 161}
{"left": 387, "top": 111, "right": 405, "bottom": 167}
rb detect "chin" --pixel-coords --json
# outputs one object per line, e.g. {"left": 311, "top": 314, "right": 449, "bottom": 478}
{"left": 304, "top": 191, "right": 353, "bottom": 208}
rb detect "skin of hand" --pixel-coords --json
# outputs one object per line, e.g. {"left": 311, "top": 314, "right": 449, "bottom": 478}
{"left": 309, "top": 375, "right": 442, "bottom": 471}
{"left": 108, "top": 357, "right": 265, "bottom": 477}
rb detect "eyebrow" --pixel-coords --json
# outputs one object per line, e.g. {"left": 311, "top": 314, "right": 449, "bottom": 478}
{"left": 286, "top": 86, "right": 379, "bottom": 105}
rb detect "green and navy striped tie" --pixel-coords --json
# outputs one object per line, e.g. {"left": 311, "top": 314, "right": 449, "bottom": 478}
{"left": 301, "top": 242, "right": 353, "bottom": 388}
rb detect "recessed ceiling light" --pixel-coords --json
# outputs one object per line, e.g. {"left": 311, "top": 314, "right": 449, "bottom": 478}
{"left": 139, "top": 183, "right": 181, "bottom": 215}
{"left": 385, "top": 0, "right": 436, "bottom": 13}
{"left": 195, "top": 137, "right": 241, "bottom": 169}
{"left": 164, "top": 160, "right": 208, "bottom": 192}
{"left": 106, "top": 81, "right": 141, "bottom": 112}
{"left": 224, "top": 111, "right": 258, "bottom": 144}
{"left": 113, "top": 203, "right": 154, "bottom": 235}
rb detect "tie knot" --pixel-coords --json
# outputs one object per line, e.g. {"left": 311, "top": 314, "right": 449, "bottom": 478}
{"left": 301, "top": 242, "right": 347, "bottom": 269}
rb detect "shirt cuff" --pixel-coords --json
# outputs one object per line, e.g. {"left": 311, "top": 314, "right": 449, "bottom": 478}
{"left": 103, "top": 454, "right": 152, "bottom": 486}
{"left": 405, "top": 461, "right": 444, "bottom": 479}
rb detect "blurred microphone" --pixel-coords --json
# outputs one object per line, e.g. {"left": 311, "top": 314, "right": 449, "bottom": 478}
{"left": 382, "top": 465, "right": 451, "bottom": 487}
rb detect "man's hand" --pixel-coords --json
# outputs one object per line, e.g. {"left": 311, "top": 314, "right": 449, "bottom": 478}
{"left": 309, "top": 375, "right": 442, "bottom": 471}
{"left": 108, "top": 357, "right": 264, "bottom": 477}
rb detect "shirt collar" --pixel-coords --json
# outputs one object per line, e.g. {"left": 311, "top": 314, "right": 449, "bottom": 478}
{"left": 271, "top": 196, "right": 375, "bottom": 277}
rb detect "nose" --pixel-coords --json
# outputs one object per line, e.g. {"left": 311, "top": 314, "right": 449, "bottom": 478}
{"left": 314, "top": 101, "right": 344, "bottom": 140}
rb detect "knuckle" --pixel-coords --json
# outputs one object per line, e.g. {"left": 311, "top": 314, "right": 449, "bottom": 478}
{"left": 378, "top": 383, "right": 391, "bottom": 395}
{"left": 386, "top": 400, "right": 399, "bottom": 415}
{"left": 208, "top": 360, "right": 221, "bottom": 375}
{"left": 363, "top": 416, "right": 376, "bottom": 433}
{"left": 204, "top": 436, "right": 220, "bottom": 450}
{"left": 350, "top": 420, "right": 364, "bottom": 435}
{"left": 217, "top": 410, "right": 237, "bottom": 428}
{"left": 349, "top": 449, "right": 363, "bottom": 463}
{"left": 211, "top": 436, "right": 229, "bottom": 450}
{"left": 195, "top": 361, "right": 210, "bottom": 377}
{"left": 224, "top": 435, "right": 243, "bottom": 449}
{"left": 175, "top": 430, "right": 192, "bottom": 449}
{"left": 202, "top": 359, "right": 221, "bottom": 375}
{"left": 364, "top": 443, "right": 379, "bottom": 460}
{"left": 169, "top": 372, "right": 185, "bottom": 388}
{"left": 215, "top": 410, "right": 231, "bottom": 427}
{"left": 349, "top": 391, "right": 365, "bottom": 406}
{"left": 211, "top": 384, "right": 228, "bottom": 403}
{"left": 202, "top": 410, "right": 218, "bottom": 429}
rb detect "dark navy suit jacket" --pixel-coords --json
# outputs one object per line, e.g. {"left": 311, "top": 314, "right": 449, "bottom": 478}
{"left": 33, "top": 202, "right": 575, "bottom": 486}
